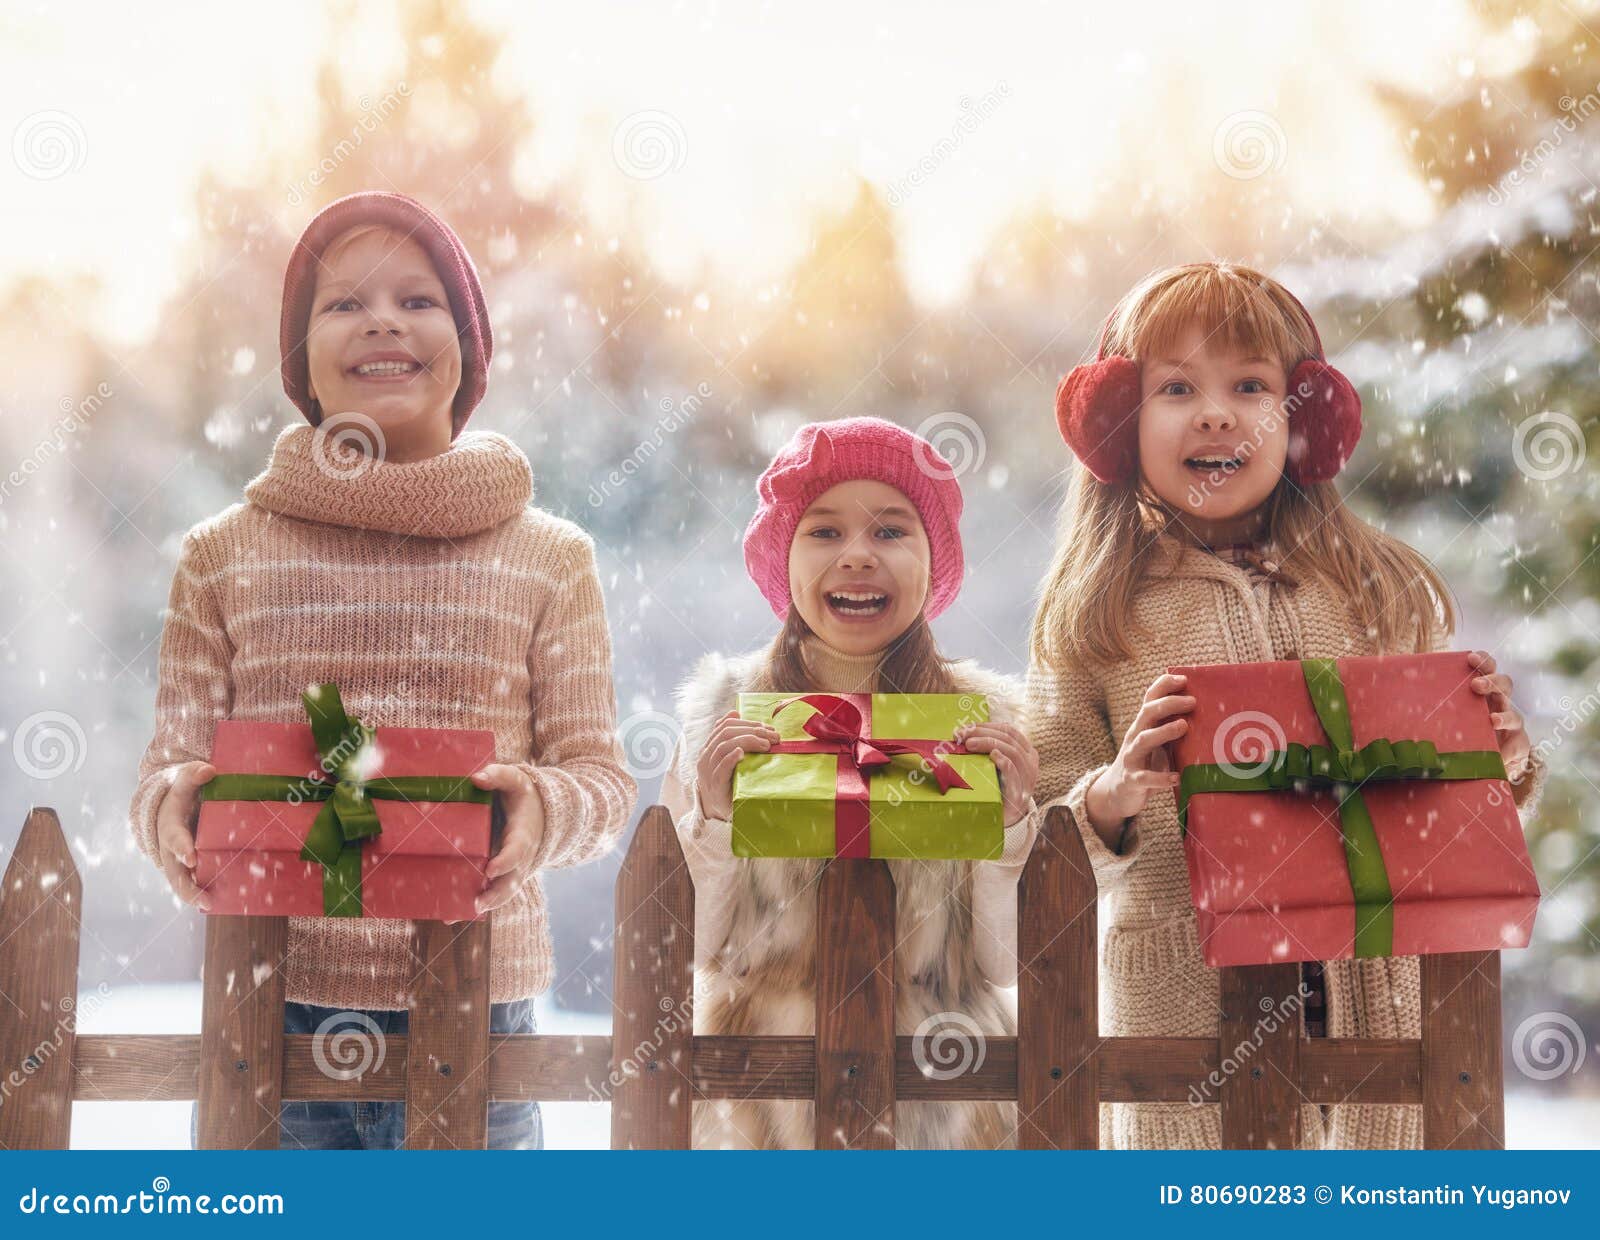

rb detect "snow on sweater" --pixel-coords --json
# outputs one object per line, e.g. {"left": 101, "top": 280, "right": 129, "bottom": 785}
{"left": 128, "top": 423, "right": 636, "bottom": 1008}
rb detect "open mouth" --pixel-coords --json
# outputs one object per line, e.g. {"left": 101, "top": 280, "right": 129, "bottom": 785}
{"left": 349, "top": 359, "right": 423, "bottom": 380}
{"left": 1184, "top": 453, "right": 1245, "bottom": 475}
{"left": 825, "top": 590, "right": 890, "bottom": 619}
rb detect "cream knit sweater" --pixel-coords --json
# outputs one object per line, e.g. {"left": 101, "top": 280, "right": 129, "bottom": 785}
{"left": 129, "top": 423, "right": 636, "bottom": 1008}
{"left": 1026, "top": 534, "right": 1545, "bottom": 1151}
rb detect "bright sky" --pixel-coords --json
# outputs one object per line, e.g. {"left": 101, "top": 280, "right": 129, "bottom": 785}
{"left": 0, "top": 0, "right": 1535, "bottom": 344}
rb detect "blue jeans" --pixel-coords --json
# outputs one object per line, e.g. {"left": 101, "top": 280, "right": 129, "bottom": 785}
{"left": 191, "top": 1000, "right": 544, "bottom": 1150}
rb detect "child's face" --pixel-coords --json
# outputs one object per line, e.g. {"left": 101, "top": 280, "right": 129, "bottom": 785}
{"left": 1136, "top": 324, "right": 1290, "bottom": 530}
{"left": 788, "top": 479, "right": 932, "bottom": 656}
{"left": 305, "top": 230, "right": 463, "bottom": 445}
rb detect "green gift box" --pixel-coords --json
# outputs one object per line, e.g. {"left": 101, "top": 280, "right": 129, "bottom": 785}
{"left": 730, "top": 691, "right": 1004, "bottom": 859}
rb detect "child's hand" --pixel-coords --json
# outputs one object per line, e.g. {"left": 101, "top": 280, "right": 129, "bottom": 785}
{"left": 695, "top": 711, "right": 779, "bottom": 821}
{"left": 472, "top": 765, "right": 546, "bottom": 915}
{"left": 1085, "top": 672, "right": 1193, "bottom": 836}
{"left": 953, "top": 722, "right": 1039, "bottom": 826}
{"left": 154, "top": 761, "right": 215, "bottom": 911}
{"left": 1467, "top": 650, "right": 1532, "bottom": 783}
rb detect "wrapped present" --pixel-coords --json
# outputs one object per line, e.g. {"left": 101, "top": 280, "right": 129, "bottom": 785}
{"left": 196, "top": 684, "right": 496, "bottom": 920}
{"left": 731, "top": 692, "right": 1003, "bottom": 859}
{"left": 1169, "top": 651, "right": 1540, "bottom": 967}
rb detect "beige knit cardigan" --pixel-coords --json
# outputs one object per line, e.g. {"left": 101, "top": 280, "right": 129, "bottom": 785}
{"left": 129, "top": 424, "right": 636, "bottom": 1008}
{"left": 1025, "top": 535, "right": 1545, "bottom": 1150}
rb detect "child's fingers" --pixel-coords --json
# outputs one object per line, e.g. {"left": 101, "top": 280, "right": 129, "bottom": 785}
{"left": 1467, "top": 651, "right": 1497, "bottom": 675}
{"left": 471, "top": 763, "right": 532, "bottom": 796}
{"left": 711, "top": 716, "right": 780, "bottom": 743}
{"left": 486, "top": 827, "right": 535, "bottom": 879}
{"left": 1126, "top": 717, "right": 1188, "bottom": 761}
{"left": 1130, "top": 694, "right": 1196, "bottom": 734}
{"left": 1126, "top": 769, "right": 1182, "bottom": 789}
{"left": 1490, "top": 706, "right": 1525, "bottom": 736}
{"left": 160, "top": 851, "right": 210, "bottom": 910}
{"left": 475, "top": 871, "right": 523, "bottom": 914}
{"left": 1143, "top": 673, "right": 1188, "bottom": 701}
{"left": 156, "top": 815, "right": 197, "bottom": 870}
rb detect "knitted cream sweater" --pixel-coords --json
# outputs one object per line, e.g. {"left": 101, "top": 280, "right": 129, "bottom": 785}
{"left": 1026, "top": 535, "right": 1545, "bottom": 1151}
{"left": 129, "top": 424, "right": 636, "bottom": 1008}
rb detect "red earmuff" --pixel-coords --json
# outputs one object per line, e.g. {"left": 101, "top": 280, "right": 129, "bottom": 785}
{"left": 1054, "top": 286, "right": 1363, "bottom": 486}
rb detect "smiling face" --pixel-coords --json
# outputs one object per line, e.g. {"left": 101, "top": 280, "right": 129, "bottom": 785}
{"left": 1136, "top": 323, "right": 1290, "bottom": 541}
{"left": 787, "top": 478, "right": 931, "bottom": 655}
{"left": 304, "top": 228, "right": 463, "bottom": 460}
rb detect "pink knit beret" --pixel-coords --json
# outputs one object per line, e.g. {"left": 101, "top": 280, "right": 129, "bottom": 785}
{"left": 742, "top": 417, "right": 966, "bottom": 620}
{"left": 280, "top": 190, "right": 493, "bottom": 438}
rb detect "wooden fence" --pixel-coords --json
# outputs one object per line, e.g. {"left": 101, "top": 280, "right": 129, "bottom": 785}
{"left": 0, "top": 803, "right": 1505, "bottom": 1149}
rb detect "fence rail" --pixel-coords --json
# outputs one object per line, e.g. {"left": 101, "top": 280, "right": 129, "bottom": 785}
{"left": 0, "top": 804, "right": 1506, "bottom": 1149}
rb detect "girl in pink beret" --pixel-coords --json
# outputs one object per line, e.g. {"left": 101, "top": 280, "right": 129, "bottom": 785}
{"left": 660, "top": 416, "right": 1042, "bottom": 1149}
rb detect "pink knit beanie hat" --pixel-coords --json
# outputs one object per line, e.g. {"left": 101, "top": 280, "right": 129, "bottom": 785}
{"left": 280, "top": 191, "right": 493, "bottom": 438}
{"left": 743, "top": 417, "right": 966, "bottom": 620}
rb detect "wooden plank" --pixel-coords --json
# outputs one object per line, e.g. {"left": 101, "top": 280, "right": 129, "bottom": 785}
{"left": 403, "top": 917, "right": 491, "bottom": 1149}
{"left": 0, "top": 808, "right": 83, "bottom": 1149}
{"left": 1301, "top": 1038, "right": 1421, "bottom": 1105}
{"left": 1016, "top": 806, "right": 1098, "bottom": 1148}
{"left": 487, "top": 1035, "right": 615, "bottom": 1104}
{"left": 74, "top": 1035, "right": 201, "bottom": 1102}
{"left": 610, "top": 806, "right": 694, "bottom": 1149}
{"left": 1218, "top": 963, "right": 1303, "bottom": 1149}
{"left": 814, "top": 858, "right": 895, "bottom": 1148}
{"left": 195, "top": 914, "right": 286, "bottom": 1149}
{"left": 1421, "top": 950, "right": 1504, "bottom": 1148}
{"left": 1098, "top": 1037, "right": 1219, "bottom": 1103}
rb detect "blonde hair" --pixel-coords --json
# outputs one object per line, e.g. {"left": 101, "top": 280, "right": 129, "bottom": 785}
{"left": 1030, "top": 261, "right": 1454, "bottom": 668}
{"left": 754, "top": 609, "right": 961, "bottom": 694}
{"left": 319, "top": 223, "right": 409, "bottom": 273}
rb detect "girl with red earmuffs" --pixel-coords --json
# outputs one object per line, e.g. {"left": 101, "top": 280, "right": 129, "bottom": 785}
{"left": 1023, "top": 262, "right": 1543, "bottom": 1151}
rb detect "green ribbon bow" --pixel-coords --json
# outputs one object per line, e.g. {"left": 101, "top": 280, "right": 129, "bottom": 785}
{"left": 199, "top": 684, "right": 492, "bottom": 916}
{"left": 1176, "top": 658, "right": 1506, "bottom": 957}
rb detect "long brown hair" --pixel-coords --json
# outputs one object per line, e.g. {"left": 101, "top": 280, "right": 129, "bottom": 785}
{"left": 755, "top": 608, "right": 963, "bottom": 694}
{"left": 1031, "top": 262, "right": 1455, "bottom": 668}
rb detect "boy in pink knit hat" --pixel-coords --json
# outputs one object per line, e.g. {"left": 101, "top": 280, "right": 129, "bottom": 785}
{"left": 129, "top": 191, "right": 636, "bottom": 1149}
{"left": 660, "top": 415, "right": 1043, "bottom": 1149}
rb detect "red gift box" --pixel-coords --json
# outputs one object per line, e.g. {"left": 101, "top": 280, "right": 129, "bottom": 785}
{"left": 1169, "top": 651, "right": 1540, "bottom": 967}
{"left": 196, "top": 704, "right": 497, "bottom": 922}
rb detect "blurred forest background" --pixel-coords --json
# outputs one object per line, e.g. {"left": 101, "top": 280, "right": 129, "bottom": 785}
{"left": 2, "top": 0, "right": 1598, "bottom": 1128}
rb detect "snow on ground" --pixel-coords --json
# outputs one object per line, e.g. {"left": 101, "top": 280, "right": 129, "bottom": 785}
{"left": 66, "top": 984, "right": 1598, "bottom": 1150}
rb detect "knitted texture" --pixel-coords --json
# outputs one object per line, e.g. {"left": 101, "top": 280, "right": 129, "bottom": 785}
{"left": 280, "top": 190, "right": 493, "bottom": 437}
{"left": 129, "top": 423, "right": 635, "bottom": 1008}
{"left": 1025, "top": 535, "right": 1545, "bottom": 1150}
{"left": 743, "top": 417, "right": 965, "bottom": 620}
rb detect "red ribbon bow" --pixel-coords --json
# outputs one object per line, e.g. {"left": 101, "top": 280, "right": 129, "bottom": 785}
{"left": 767, "top": 694, "right": 971, "bottom": 858}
